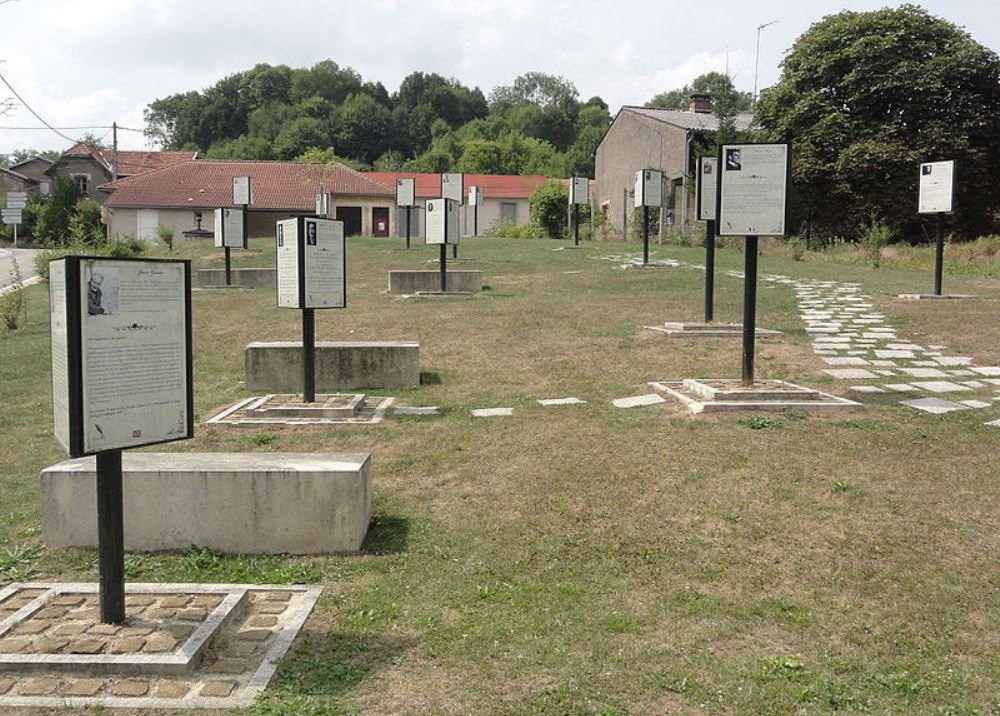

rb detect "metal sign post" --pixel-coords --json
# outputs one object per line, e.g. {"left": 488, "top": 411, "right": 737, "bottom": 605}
{"left": 396, "top": 179, "right": 416, "bottom": 250}
{"left": 228, "top": 177, "right": 253, "bottom": 286}
{"left": 704, "top": 220, "right": 716, "bottom": 322}
{"left": 934, "top": 213, "right": 945, "bottom": 296}
{"left": 426, "top": 198, "right": 458, "bottom": 291}
{"left": 442, "top": 174, "right": 464, "bottom": 259}
{"left": 696, "top": 158, "right": 719, "bottom": 322}
{"left": 918, "top": 161, "right": 955, "bottom": 296}
{"left": 570, "top": 178, "right": 589, "bottom": 246}
{"left": 634, "top": 170, "right": 662, "bottom": 265}
{"left": 716, "top": 144, "right": 790, "bottom": 387}
{"left": 96, "top": 450, "right": 125, "bottom": 623}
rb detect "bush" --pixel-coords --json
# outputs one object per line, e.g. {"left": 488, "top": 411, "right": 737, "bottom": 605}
{"left": 0, "top": 259, "right": 24, "bottom": 330}
{"left": 487, "top": 221, "right": 545, "bottom": 239}
{"left": 787, "top": 235, "right": 806, "bottom": 261}
{"left": 861, "top": 218, "right": 895, "bottom": 268}
{"left": 157, "top": 224, "right": 175, "bottom": 251}
{"left": 529, "top": 181, "right": 569, "bottom": 239}
{"left": 35, "top": 234, "right": 146, "bottom": 282}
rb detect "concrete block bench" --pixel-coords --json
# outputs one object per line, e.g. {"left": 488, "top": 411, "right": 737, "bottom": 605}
{"left": 40, "top": 452, "right": 372, "bottom": 554}
{"left": 199, "top": 267, "right": 276, "bottom": 288}
{"left": 388, "top": 270, "right": 482, "bottom": 294}
{"left": 245, "top": 341, "right": 420, "bottom": 391}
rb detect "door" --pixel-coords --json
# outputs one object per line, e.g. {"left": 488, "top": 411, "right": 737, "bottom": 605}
{"left": 372, "top": 207, "right": 390, "bottom": 237}
{"left": 137, "top": 209, "right": 159, "bottom": 242}
{"left": 500, "top": 202, "right": 517, "bottom": 225}
{"left": 335, "top": 206, "right": 362, "bottom": 236}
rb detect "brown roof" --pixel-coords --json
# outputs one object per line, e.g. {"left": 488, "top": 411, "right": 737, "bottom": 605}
{"left": 367, "top": 172, "right": 551, "bottom": 199}
{"left": 621, "top": 106, "right": 755, "bottom": 132}
{"left": 58, "top": 143, "right": 196, "bottom": 176}
{"left": 102, "top": 160, "right": 394, "bottom": 210}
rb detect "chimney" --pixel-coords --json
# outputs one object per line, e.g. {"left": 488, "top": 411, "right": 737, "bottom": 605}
{"left": 688, "top": 93, "right": 713, "bottom": 113}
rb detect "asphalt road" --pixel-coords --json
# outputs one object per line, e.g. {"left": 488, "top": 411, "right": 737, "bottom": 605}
{"left": 0, "top": 247, "right": 40, "bottom": 289}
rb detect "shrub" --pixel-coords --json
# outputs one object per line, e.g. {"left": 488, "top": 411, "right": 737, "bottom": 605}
{"left": 861, "top": 217, "right": 895, "bottom": 268}
{"left": 0, "top": 258, "right": 24, "bottom": 330}
{"left": 787, "top": 235, "right": 806, "bottom": 261}
{"left": 35, "top": 234, "right": 146, "bottom": 282}
{"left": 529, "top": 181, "right": 569, "bottom": 239}
{"left": 157, "top": 224, "right": 175, "bottom": 251}
{"left": 487, "top": 221, "right": 544, "bottom": 239}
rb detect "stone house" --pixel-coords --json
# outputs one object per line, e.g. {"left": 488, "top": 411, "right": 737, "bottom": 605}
{"left": 8, "top": 156, "right": 54, "bottom": 195}
{"left": 594, "top": 98, "right": 754, "bottom": 233}
{"left": 101, "top": 160, "right": 395, "bottom": 241}
{"left": 0, "top": 166, "right": 36, "bottom": 195}
{"left": 366, "top": 171, "right": 550, "bottom": 237}
{"left": 45, "top": 143, "right": 197, "bottom": 204}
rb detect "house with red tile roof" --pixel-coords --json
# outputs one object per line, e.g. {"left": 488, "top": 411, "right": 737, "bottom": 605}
{"left": 102, "top": 160, "right": 395, "bottom": 241}
{"left": 45, "top": 143, "right": 197, "bottom": 205}
{"left": 366, "top": 172, "right": 551, "bottom": 237}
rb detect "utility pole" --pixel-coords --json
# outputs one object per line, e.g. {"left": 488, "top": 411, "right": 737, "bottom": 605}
{"left": 112, "top": 122, "right": 119, "bottom": 182}
{"left": 753, "top": 21, "right": 778, "bottom": 104}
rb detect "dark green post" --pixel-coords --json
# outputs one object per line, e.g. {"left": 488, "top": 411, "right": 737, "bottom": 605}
{"left": 440, "top": 244, "right": 447, "bottom": 292}
{"left": 96, "top": 449, "right": 125, "bottom": 624}
{"left": 705, "top": 219, "right": 716, "bottom": 323}
{"left": 224, "top": 247, "right": 231, "bottom": 286}
{"left": 642, "top": 206, "right": 649, "bottom": 265}
{"left": 934, "top": 213, "right": 945, "bottom": 296}
{"left": 405, "top": 206, "right": 411, "bottom": 250}
{"left": 302, "top": 308, "right": 315, "bottom": 403}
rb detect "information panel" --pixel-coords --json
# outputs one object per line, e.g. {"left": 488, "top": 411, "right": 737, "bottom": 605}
{"left": 315, "top": 192, "right": 332, "bottom": 217}
{"left": 213, "top": 208, "right": 246, "bottom": 249}
{"left": 303, "top": 218, "right": 346, "bottom": 309}
{"left": 918, "top": 160, "right": 955, "bottom": 214}
{"left": 442, "top": 173, "right": 464, "bottom": 204}
{"left": 717, "top": 143, "right": 790, "bottom": 237}
{"left": 696, "top": 157, "right": 718, "bottom": 222}
{"left": 396, "top": 178, "right": 416, "bottom": 207}
{"left": 49, "top": 257, "right": 193, "bottom": 458}
{"left": 570, "top": 177, "right": 589, "bottom": 205}
{"left": 233, "top": 176, "right": 252, "bottom": 206}
{"left": 276, "top": 219, "right": 301, "bottom": 308}
{"left": 425, "top": 198, "right": 459, "bottom": 245}
{"left": 468, "top": 186, "right": 483, "bottom": 206}
{"left": 634, "top": 169, "right": 662, "bottom": 208}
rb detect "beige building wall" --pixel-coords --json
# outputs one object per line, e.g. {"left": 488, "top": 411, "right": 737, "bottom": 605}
{"left": 594, "top": 112, "right": 690, "bottom": 233}
{"left": 49, "top": 156, "right": 113, "bottom": 203}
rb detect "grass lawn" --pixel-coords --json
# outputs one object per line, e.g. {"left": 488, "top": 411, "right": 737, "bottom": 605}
{"left": 0, "top": 235, "right": 998, "bottom": 715}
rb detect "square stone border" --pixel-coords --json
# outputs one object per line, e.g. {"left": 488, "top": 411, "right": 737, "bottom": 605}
{"left": 0, "top": 583, "right": 245, "bottom": 676}
{"left": 0, "top": 582, "right": 322, "bottom": 709}
{"left": 649, "top": 379, "right": 863, "bottom": 414}
{"left": 206, "top": 395, "right": 394, "bottom": 426}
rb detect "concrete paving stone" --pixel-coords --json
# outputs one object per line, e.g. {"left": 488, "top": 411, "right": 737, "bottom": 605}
{"left": 870, "top": 360, "right": 897, "bottom": 367}
{"left": 73, "top": 608, "right": 100, "bottom": 621}
{"left": 155, "top": 680, "right": 191, "bottom": 698}
{"left": 983, "top": 379, "right": 1000, "bottom": 386}
{"left": 901, "top": 368, "right": 950, "bottom": 378}
{"left": 986, "top": 419, "right": 1000, "bottom": 427}
{"left": 912, "top": 360, "right": 942, "bottom": 367}
{"left": 158, "top": 596, "right": 191, "bottom": 609}
{"left": 949, "top": 370, "right": 975, "bottom": 377}
{"left": 207, "top": 657, "right": 248, "bottom": 674}
{"left": 51, "top": 595, "right": 87, "bottom": 607}
{"left": 89, "top": 624, "right": 121, "bottom": 636}
{"left": 16, "top": 622, "right": 52, "bottom": 635}
{"left": 109, "top": 637, "right": 147, "bottom": 654}
{"left": 612, "top": 394, "right": 667, "bottom": 408}
{"left": 874, "top": 370, "right": 897, "bottom": 377}
{"left": 163, "top": 623, "right": 195, "bottom": 640}
{"left": 120, "top": 626, "right": 155, "bottom": 637}
{"left": 935, "top": 356, "right": 973, "bottom": 366}
{"left": 145, "top": 608, "right": 176, "bottom": 620}
{"left": 256, "top": 602, "right": 288, "bottom": 615}
{"left": 224, "top": 642, "right": 259, "bottom": 659}
{"left": 394, "top": 406, "right": 440, "bottom": 416}
{"left": 64, "top": 678, "right": 105, "bottom": 697}
{"left": 846, "top": 350, "right": 868, "bottom": 356}
{"left": 472, "top": 407, "right": 514, "bottom": 417}
{"left": 176, "top": 608, "right": 208, "bottom": 621}
{"left": 0, "top": 637, "right": 32, "bottom": 653}
{"left": 850, "top": 386, "right": 886, "bottom": 393}
{"left": 201, "top": 680, "right": 237, "bottom": 698}
{"left": 824, "top": 369, "right": 878, "bottom": 380}
{"left": 912, "top": 381, "right": 973, "bottom": 394}
{"left": 18, "top": 677, "right": 61, "bottom": 696}
{"left": 68, "top": 638, "right": 107, "bottom": 654}
{"left": 875, "top": 350, "right": 914, "bottom": 359}
{"left": 960, "top": 400, "right": 992, "bottom": 409}
{"left": 537, "top": 397, "right": 587, "bottom": 406}
{"left": 250, "top": 616, "right": 279, "bottom": 628}
{"left": 900, "top": 397, "right": 970, "bottom": 414}
{"left": 125, "top": 594, "right": 156, "bottom": 607}
{"left": 0, "top": 677, "right": 14, "bottom": 695}
{"left": 33, "top": 607, "right": 69, "bottom": 620}
{"left": 237, "top": 629, "right": 272, "bottom": 642}
{"left": 823, "top": 357, "right": 870, "bottom": 366}
{"left": 35, "top": 637, "right": 71, "bottom": 653}
{"left": 112, "top": 680, "right": 150, "bottom": 697}
{"left": 959, "top": 381, "right": 987, "bottom": 389}
{"left": 929, "top": 344, "right": 947, "bottom": 350}
{"left": 885, "top": 384, "right": 918, "bottom": 392}
{"left": 143, "top": 633, "right": 178, "bottom": 653}
{"left": 970, "top": 366, "right": 1000, "bottom": 376}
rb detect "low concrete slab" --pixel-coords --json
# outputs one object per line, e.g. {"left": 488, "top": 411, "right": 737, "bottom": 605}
{"left": 40, "top": 453, "right": 372, "bottom": 554}
{"left": 198, "top": 268, "right": 275, "bottom": 289}
{"left": 388, "top": 270, "right": 482, "bottom": 294}
{"left": 245, "top": 341, "right": 419, "bottom": 392}
{"left": 645, "top": 322, "right": 784, "bottom": 339}
{"left": 896, "top": 293, "right": 979, "bottom": 300}
{"left": 650, "top": 379, "right": 862, "bottom": 414}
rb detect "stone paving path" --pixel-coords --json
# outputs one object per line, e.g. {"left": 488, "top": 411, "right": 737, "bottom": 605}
{"left": 592, "top": 252, "right": 1000, "bottom": 424}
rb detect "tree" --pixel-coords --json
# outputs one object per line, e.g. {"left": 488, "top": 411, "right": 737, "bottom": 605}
{"left": 529, "top": 182, "right": 569, "bottom": 238}
{"left": 756, "top": 5, "right": 1000, "bottom": 241}
{"left": 647, "top": 72, "right": 751, "bottom": 112}
{"left": 34, "top": 176, "right": 81, "bottom": 245}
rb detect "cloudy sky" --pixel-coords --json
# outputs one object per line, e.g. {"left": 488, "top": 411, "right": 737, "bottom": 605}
{"left": 1, "top": 0, "right": 998, "bottom": 155}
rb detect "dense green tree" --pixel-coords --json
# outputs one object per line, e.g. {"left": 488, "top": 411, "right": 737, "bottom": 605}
{"left": 336, "top": 94, "right": 394, "bottom": 163}
{"left": 34, "top": 175, "right": 81, "bottom": 244}
{"left": 647, "top": 72, "right": 751, "bottom": 112}
{"left": 529, "top": 181, "right": 569, "bottom": 238}
{"left": 273, "top": 117, "right": 331, "bottom": 160}
{"left": 289, "top": 61, "right": 363, "bottom": 105}
{"left": 204, "top": 135, "right": 273, "bottom": 160}
{"left": 756, "top": 5, "right": 1000, "bottom": 240}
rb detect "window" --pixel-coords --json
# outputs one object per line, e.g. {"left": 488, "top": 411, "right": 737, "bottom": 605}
{"left": 500, "top": 202, "right": 517, "bottom": 224}
{"left": 73, "top": 174, "right": 90, "bottom": 194}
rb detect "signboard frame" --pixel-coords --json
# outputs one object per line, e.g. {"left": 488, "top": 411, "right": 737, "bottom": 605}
{"left": 715, "top": 142, "right": 791, "bottom": 238}
{"left": 918, "top": 160, "right": 956, "bottom": 214}
{"left": 633, "top": 169, "right": 663, "bottom": 209}
{"left": 570, "top": 177, "right": 589, "bottom": 206}
{"left": 696, "top": 156, "right": 718, "bottom": 222}
{"left": 232, "top": 176, "right": 253, "bottom": 206}
{"left": 49, "top": 256, "right": 194, "bottom": 459}
{"left": 214, "top": 207, "right": 247, "bottom": 249}
{"left": 468, "top": 186, "right": 483, "bottom": 207}
{"left": 425, "top": 198, "right": 459, "bottom": 246}
{"left": 441, "top": 173, "right": 465, "bottom": 205}
{"left": 396, "top": 178, "right": 416, "bottom": 208}
{"left": 275, "top": 216, "right": 347, "bottom": 310}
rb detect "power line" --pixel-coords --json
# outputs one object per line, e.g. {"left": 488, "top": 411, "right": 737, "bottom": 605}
{"left": 0, "top": 70, "right": 81, "bottom": 144}
{"left": 0, "top": 125, "right": 145, "bottom": 132}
